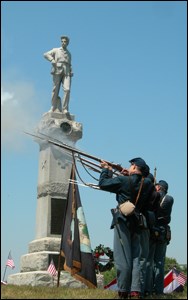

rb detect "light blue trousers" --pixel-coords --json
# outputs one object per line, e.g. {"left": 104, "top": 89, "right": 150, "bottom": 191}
{"left": 113, "top": 218, "right": 141, "bottom": 293}
{"left": 145, "top": 238, "right": 167, "bottom": 294}
{"left": 139, "top": 229, "right": 150, "bottom": 295}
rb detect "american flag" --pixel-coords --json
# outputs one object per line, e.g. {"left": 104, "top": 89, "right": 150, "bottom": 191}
{"left": 47, "top": 259, "right": 57, "bottom": 276}
{"left": 6, "top": 252, "right": 15, "bottom": 269}
{"left": 173, "top": 268, "right": 187, "bottom": 286}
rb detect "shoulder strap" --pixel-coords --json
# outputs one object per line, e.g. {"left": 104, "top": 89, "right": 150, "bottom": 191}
{"left": 129, "top": 176, "right": 145, "bottom": 205}
{"left": 135, "top": 177, "right": 145, "bottom": 205}
{"left": 160, "top": 195, "right": 167, "bottom": 207}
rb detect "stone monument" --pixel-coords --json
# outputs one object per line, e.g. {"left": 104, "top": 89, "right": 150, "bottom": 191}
{"left": 7, "top": 110, "right": 85, "bottom": 287}
{"left": 8, "top": 35, "right": 86, "bottom": 286}
{"left": 8, "top": 36, "right": 104, "bottom": 288}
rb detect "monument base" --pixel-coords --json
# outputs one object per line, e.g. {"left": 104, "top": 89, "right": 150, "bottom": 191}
{"left": 7, "top": 271, "right": 87, "bottom": 288}
{"left": 7, "top": 237, "right": 104, "bottom": 288}
{"left": 7, "top": 271, "right": 104, "bottom": 288}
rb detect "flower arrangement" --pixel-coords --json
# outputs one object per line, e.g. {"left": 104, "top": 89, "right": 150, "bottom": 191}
{"left": 93, "top": 244, "right": 114, "bottom": 273}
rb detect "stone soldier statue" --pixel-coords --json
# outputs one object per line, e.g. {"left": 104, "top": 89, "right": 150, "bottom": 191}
{"left": 44, "top": 35, "right": 73, "bottom": 113}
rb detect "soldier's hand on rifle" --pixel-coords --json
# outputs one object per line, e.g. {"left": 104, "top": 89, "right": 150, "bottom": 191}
{"left": 100, "top": 160, "right": 112, "bottom": 170}
{"left": 120, "top": 168, "right": 129, "bottom": 176}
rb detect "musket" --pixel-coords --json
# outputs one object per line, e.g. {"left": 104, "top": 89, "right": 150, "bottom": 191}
{"left": 75, "top": 155, "right": 102, "bottom": 171}
{"left": 77, "top": 160, "right": 101, "bottom": 173}
{"left": 24, "top": 131, "right": 123, "bottom": 172}
{"left": 154, "top": 167, "right": 157, "bottom": 185}
{"left": 76, "top": 155, "right": 121, "bottom": 176}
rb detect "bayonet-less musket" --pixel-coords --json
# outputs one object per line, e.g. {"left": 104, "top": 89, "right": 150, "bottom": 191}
{"left": 154, "top": 167, "right": 157, "bottom": 185}
{"left": 24, "top": 131, "right": 123, "bottom": 173}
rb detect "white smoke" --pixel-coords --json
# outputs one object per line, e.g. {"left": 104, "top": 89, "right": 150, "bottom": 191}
{"left": 1, "top": 82, "right": 42, "bottom": 152}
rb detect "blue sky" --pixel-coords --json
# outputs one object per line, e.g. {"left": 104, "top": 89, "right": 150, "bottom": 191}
{"left": 1, "top": 1, "right": 187, "bottom": 279}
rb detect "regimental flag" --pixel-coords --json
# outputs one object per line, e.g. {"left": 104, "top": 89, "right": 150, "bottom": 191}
{"left": 163, "top": 268, "right": 187, "bottom": 294}
{"left": 172, "top": 267, "right": 187, "bottom": 286}
{"left": 48, "top": 259, "right": 57, "bottom": 276}
{"left": 6, "top": 252, "right": 15, "bottom": 269}
{"left": 60, "top": 166, "right": 97, "bottom": 288}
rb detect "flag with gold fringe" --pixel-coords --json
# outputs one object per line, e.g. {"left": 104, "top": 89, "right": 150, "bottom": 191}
{"left": 59, "top": 165, "right": 97, "bottom": 288}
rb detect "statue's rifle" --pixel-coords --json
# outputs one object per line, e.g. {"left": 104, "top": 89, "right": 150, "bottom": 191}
{"left": 24, "top": 131, "right": 123, "bottom": 173}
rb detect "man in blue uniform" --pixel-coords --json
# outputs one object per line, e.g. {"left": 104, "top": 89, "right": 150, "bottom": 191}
{"left": 99, "top": 157, "right": 153, "bottom": 299}
{"left": 145, "top": 180, "right": 174, "bottom": 295}
{"left": 139, "top": 171, "right": 160, "bottom": 298}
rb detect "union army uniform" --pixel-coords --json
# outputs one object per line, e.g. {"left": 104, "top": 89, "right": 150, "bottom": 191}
{"left": 139, "top": 173, "right": 160, "bottom": 298}
{"left": 99, "top": 157, "right": 154, "bottom": 299}
{"left": 145, "top": 180, "right": 174, "bottom": 295}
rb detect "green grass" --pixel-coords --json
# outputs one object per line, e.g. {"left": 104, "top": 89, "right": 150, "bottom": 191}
{"left": 1, "top": 285, "right": 187, "bottom": 299}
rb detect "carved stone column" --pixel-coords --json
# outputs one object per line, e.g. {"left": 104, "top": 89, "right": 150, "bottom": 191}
{"left": 8, "top": 111, "right": 85, "bottom": 287}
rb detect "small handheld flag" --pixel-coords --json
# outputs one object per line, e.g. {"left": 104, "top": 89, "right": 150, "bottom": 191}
{"left": 6, "top": 252, "right": 15, "bottom": 269}
{"left": 47, "top": 259, "right": 57, "bottom": 276}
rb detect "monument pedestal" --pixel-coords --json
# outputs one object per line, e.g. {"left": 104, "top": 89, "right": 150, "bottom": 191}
{"left": 8, "top": 237, "right": 88, "bottom": 287}
{"left": 8, "top": 111, "right": 84, "bottom": 287}
{"left": 8, "top": 271, "right": 88, "bottom": 288}
{"left": 8, "top": 272, "right": 104, "bottom": 288}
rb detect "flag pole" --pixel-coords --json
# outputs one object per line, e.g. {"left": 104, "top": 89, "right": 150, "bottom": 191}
{"left": 57, "top": 164, "right": 74, "bottom": 288}
{"left": 57, "top": 252, "right": 62, "bottom": 287}
{"left": 2, "top": 265, "right": 8, "bottom": 282}
{"left": 2, "top": 250, "right": 11, "bottom": 282}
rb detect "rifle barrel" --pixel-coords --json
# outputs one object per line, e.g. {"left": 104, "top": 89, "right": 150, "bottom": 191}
{"left": 154, "top": 167, "right": 157, "bottom": 184}
{"left": 24, "top": 131, "right": 123, "bottom": 172}
{"left": 75, "top": 156, "right": 102, "bottom": 169}
{"left": 78, "top": 161, "right": 101, "bottom": 173}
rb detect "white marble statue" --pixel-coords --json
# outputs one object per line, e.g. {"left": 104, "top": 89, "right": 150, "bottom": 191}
{"left": 44, "top": 36, "right": 73, "bottom": 113}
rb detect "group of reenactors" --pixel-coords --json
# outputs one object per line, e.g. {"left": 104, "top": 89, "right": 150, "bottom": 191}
{"left": 99, "top": 157, "right": 174, "bottom": 299}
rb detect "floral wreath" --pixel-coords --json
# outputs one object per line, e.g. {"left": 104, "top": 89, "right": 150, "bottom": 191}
{"left": 93, "top": 244, "right": 114, "bottom": 273}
